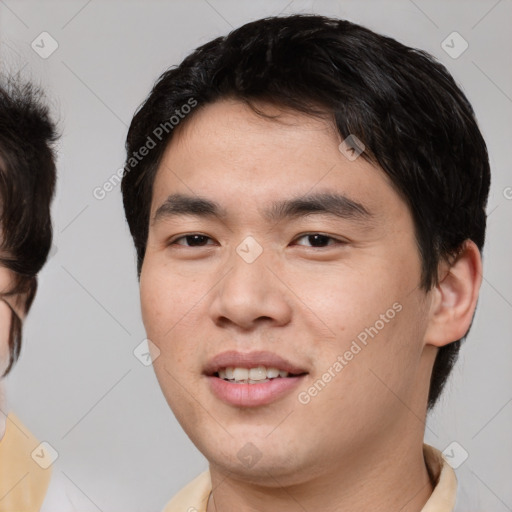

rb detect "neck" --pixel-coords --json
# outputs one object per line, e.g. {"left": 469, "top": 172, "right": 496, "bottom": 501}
{"left": 207, "top": 428, "right": 434, "bottom": 512}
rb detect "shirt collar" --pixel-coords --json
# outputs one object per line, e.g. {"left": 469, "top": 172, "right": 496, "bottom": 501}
{"left": 162, "top": 443, "right": 457, "bottom": 512}
{"left": 421, "top": 443, "right": 458, "bottom": 511}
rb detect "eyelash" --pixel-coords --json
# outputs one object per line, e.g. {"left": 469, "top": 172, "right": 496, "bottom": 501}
{"left": 167, "top": 233, "right": 346, "bottom": 249}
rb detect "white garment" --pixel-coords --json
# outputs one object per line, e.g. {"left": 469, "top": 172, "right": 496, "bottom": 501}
{"left": 40, "top": 467, "right": 102, "bottom": 512}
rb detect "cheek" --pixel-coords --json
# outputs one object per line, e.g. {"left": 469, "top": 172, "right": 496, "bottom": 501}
{"left": 0, "top": 302, "right": 12, "bottom": 375}
{"left": 289, "top": 265, "right": 399, "bottom": 342}
{"left": 295, "top": 261, "right": 426, "bottom": 383}
{"left": 139, "top": 258, "right": 201, "bottom": 355}
{"left": 140, "top": 258, "right": 178, "bottom": 335}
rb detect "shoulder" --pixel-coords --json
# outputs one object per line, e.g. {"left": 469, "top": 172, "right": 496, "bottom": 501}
{"left": 161, "top": 471, "right": 212, "bottom": 512}
{"left": 422, "top": 443, "right": 458, "bottom": 511}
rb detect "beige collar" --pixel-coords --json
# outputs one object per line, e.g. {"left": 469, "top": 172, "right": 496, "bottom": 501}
{"left": 162, "top": 443, "right": 457, "bottom": 512}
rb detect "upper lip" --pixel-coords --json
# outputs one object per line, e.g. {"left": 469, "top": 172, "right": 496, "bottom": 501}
{"left": 203, "top": 350, "right": 309, "bottom": 376}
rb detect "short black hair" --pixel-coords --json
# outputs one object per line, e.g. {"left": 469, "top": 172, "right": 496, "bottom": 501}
{"left": 0, "top": 75, "right": 58, "bottom": 376}
{"left": 121, "top": 14, "right": 491, "bottom": 410}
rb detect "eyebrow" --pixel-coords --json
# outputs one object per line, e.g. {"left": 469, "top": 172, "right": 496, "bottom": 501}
{"left": 152, "top": 192, "right": 374, "bottom": 225}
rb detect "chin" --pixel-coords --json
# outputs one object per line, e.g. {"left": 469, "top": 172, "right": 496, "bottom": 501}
{"left": 200, "top": 435, "right": 309, "bottom": 483}
{"left": 210, "top": 456, "right": 307, "bottom": 486}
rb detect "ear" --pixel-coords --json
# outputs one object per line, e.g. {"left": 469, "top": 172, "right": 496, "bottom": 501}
{"left": 423, "top": 240, "right": 483, "bottom": 348}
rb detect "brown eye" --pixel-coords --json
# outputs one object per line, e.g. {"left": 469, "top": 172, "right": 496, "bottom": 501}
{"left": 170, "top": 234, "right": 213, "bottom": 247}
{"left": 293, "top": 233, "right": 344, "bottom": 248}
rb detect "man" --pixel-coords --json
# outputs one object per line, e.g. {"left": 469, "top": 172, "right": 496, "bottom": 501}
{"left": 121, "top": 14, "right": 489, "bottom": 512}
{"left": 0, "top": 75, "right": 58, "bottom": 511}
{"left": 0, "top": 76, "right": 92, "bottom": 512}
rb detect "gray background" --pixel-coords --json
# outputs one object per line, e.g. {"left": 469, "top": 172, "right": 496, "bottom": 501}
{"left": 1, "top": 0, "right": 511, "bottom": 510}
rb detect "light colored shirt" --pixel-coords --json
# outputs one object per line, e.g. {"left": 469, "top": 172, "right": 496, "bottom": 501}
{"left": 0, "top": 412, "right": 52, "bottom": 512}
{"left": 162, "top": 443, "right": 457, "bottom": 512}
{"left": 0, "top": 412, "right": 95, "bottom": 512}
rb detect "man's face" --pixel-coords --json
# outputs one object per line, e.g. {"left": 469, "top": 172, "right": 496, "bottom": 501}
{"left": 140, "top": 99, "right": 437, "bottom": 484}
{"left": 0, "top": 266, "right": 25, "bottom": 377}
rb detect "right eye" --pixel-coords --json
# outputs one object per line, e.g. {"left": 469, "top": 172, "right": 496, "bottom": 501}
{"left": 168, "top": 234, "right": 216, "bottom": 247}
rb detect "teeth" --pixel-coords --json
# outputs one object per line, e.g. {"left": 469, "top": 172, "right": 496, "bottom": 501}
{"left": 248, "top": 366, "right": 267, "bottom": 381}
{"left": 218, "top": 366, "right": 290, "bottom": 383}
{"left": 233, "top": 368, "right": 249, "bottom": 381}
{"left": 267, "top": 368, "right": 280, "bottom": 378}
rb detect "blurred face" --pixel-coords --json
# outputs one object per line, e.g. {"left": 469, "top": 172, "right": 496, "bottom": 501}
{"left": 0, "top": 265, "right": 25, "bottom": 377}
{"left": 140, "top": 99, "right": 437, "bottom": 485}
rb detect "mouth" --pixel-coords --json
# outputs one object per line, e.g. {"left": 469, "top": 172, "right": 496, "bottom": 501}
{"left": 204, "top": 351, "right": 309, "bottom": 407}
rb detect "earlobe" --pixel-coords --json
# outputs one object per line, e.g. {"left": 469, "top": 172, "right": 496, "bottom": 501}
{"left": 423, "top": 240, "right": 483, "bottom": 348}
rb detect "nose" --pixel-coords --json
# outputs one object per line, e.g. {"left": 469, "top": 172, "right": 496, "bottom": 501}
{"left": 208, "top": 243, "right": 292, "bottom": 332}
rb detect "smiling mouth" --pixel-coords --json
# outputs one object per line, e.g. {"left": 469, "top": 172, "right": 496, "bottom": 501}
{"left": 213, "top": 366, "right": 308, "bottom": 384}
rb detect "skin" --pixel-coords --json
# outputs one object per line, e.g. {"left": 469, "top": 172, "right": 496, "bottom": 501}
{"left": 0, "top": 265, "right": 27, "bottom": 439}
{"left": 0, "top": 268, "right": 13, "bottom": 375}
{"left": 140, "top": 99, "right": 482, "bottom": 512}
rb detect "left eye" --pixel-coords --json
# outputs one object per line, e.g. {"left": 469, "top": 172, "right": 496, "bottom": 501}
{"left": 293, "top": 233, "right": 344, "bottom": 248}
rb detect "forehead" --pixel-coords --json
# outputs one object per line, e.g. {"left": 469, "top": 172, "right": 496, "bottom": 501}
{"left": 150, "top": 99, "right": 402, "bottom": 222}
{"left": 165, "top": 99, "right": 339, "bottom": 163}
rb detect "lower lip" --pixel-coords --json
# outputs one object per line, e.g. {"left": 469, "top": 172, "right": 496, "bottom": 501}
{"left": 206, "top": 375, "right": 306, "bottom": 407}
